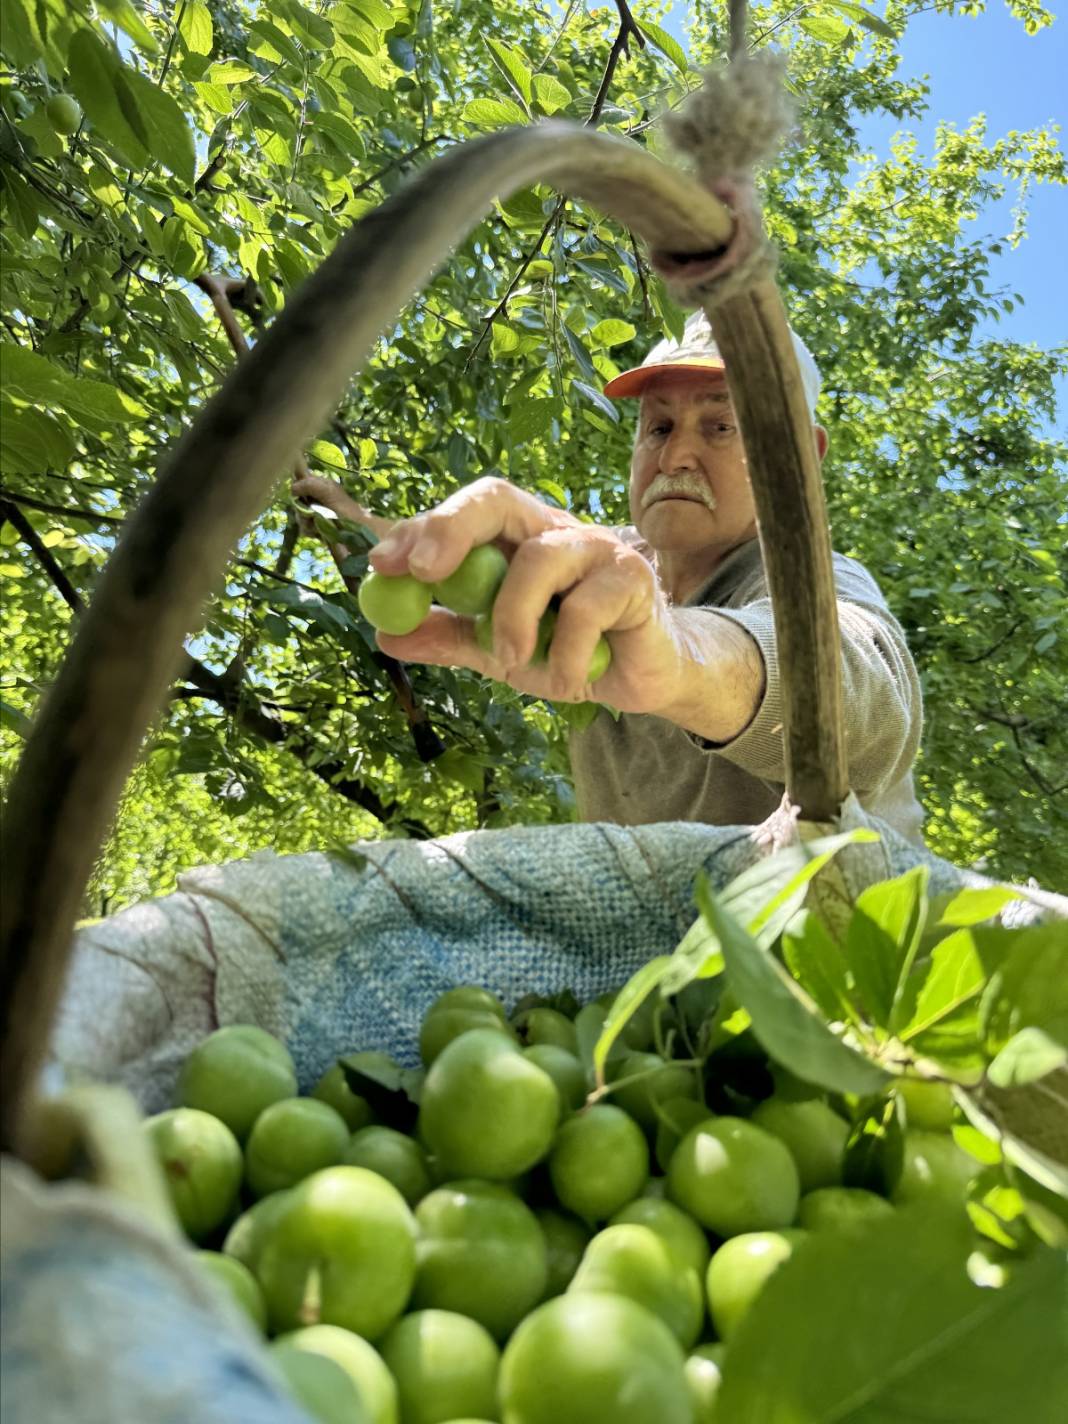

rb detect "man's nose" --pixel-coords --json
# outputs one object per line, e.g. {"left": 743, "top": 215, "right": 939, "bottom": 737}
{"left": 660, "top": 424, "right": 702, "bottom": 471}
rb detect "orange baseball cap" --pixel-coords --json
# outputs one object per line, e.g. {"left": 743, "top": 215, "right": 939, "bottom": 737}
{"left": 603, "top": 309, "right": 821, "bottom": 416}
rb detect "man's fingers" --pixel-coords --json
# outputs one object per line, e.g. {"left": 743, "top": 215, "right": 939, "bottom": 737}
{"left": 491, "top": 532, "right": 657, "bottom": 675}
{"left": 489, "top": 529, "right": 607, "bottom": 668}
{"left": 376, "top": 607, "right": 497, "bottom": 674}
{"left": 547, "top": 567, "right": 640, "bottom": 699}
{"left": 369, "top": 477, "right": 572, "bottom": 582}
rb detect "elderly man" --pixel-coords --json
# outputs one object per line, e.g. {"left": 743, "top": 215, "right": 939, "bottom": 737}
{"left": 297, "top": 312, "right": 924, "bottom": 842}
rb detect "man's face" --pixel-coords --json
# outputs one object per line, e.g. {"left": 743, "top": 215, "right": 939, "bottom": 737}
{"left": 628, "top": 370, "right": 756, "bottom": 557}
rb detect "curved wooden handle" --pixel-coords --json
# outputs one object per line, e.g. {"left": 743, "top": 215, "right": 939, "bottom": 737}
{"left": 0, "top": 119, "right": 844, "bottom": 1149}
{"left": 708, "top": 282, "right": 847, "bottom": 820}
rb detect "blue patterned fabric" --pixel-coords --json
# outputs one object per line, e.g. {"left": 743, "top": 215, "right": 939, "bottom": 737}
{"left": 0, "top": 1161, "right": 309, "bottom": 1424}
{"left": 48, "top": 807, "right": 990, "bottom": 1110}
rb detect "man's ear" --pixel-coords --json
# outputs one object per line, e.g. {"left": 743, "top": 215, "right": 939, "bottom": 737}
{"left": 814, "top": 425, "right": 829, "bottom": 462}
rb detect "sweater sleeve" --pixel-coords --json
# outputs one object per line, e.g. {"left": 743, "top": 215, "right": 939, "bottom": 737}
{"left": 693, "top": 554, "right": 923, "bottom": 799}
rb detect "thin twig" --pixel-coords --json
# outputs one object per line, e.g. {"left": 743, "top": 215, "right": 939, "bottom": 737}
{"left": 5, "top": 501, "right": 429, "bottom": 829}
{"left": 0, "top": 490, "right": 123, "bottom": 527}
{"left": 588, "top": 0, "right": 645, "bottom": 127}
{"left": 465, "top": 0, "right": 644, "bottom": 369}
{"left": 0, "top": 502, "right": 83, "bottom": 612}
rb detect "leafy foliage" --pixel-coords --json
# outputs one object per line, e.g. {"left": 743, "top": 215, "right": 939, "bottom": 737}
{"left": 595, "top": 847, "right": 1068, "bottom": 1414}
{"left": 1, "top": 0, "right": 1065, "bottom": 911}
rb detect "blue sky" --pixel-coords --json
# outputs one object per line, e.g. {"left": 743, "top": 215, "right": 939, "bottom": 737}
{"left": 659, "top": 3, "right": 1067, "bottom": 417}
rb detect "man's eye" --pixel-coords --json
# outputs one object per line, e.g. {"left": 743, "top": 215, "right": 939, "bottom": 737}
{"left": 649, "top": 423, "right": 671, "bottom": 436}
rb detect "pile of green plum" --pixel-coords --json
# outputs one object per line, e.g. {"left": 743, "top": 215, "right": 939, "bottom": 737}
{"left": 357, "top": 544, "right": 612, "bottom": 684}
{"left": 145, "top": 986, "right": 975, "bottom": 1424}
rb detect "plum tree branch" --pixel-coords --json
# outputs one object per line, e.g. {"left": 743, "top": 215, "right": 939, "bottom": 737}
{"left": 193, "top": 272, "right": 445, "bottom": 765}
{"left": 588, "top": 1, "right": 645, "bottom": 127}
{"left": 466, "top": 0, "right": 646, "bottom": 368}
{"left": 3, "top": 500, "right": 429, "bottom": 832}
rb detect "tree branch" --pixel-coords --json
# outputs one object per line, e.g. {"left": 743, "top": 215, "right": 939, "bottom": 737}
{"left": 588, "top": 1, "right": 645, "bottom": 127}
{"left": 272, "top": 510, "right": 300, "bottom": 580}
{"left": 179, "top": 660, "right": 433, "bottom": 834}
{"left": 194, "top": 274, "right": 446, "bottom": 763}
{"left": 350, "top": 135, "right": 454, "bottom": 197}
{"left": 0, "top": 489, "right": 123, "bottom": 526}
{"left": 4, "top": 505, "right": 431, "bottom": 833}
{"left": 464, "top": 203, "right": 564, "bottom": 370}
{"left": 465, "top": 1, "right": 645, "bottom": 368}
{"left": 956, "top": 618, "right": 1025, "bottom": 664}
{"left": 0, "top": 502, "right": 83, "bottom": 612}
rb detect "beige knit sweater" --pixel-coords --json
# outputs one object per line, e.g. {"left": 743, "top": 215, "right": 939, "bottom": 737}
{"left": 569, "top": 536, "right": 925, "bottom": 843}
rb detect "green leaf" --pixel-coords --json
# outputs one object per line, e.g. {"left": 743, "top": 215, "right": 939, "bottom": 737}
{"left": 590, "top": 318, "right": 636, "bottom": 349}
{"left": 699, "top": 884, "right": 891, "bottom": 1096}
{"left": 180, "top": 0, "right": 214, "bottom": 55}
{"left": 722, "top": 830, "right": 878, "bottom": 945}
{"left": 68, "top": 28, "right": 150, "bottom": 171}
{"left": 957, "top": 1075, "right": 1068, "bottom": 1198}
{"left": 799, "top": 14, "right": 853, "bottom": 44}
{"left": 117, "top": 64, "right": 197, "bottom": 185}
{"left": 934, "top": 885, "right": 1018, "bottom": 927}
{"left": 0, "top": 0, "right": 43, "bottom": 69}
{"left": 575, "top": 1001, "right": 627, "bottom": 1082}
{"left": 248, "top": 582, "right": 354, "bottom": 634}
{"left": 486, "top": 38, "right": 532, "bottom": 105}
{"left": 208, "top": 61, "right": 259, "bottom": 85}
{"left": 781, "top": 910, "right": 853, "bottom": 1021}
{"left": 283, "top": 0, "right": 335, "bottom": 50}
{"left": 535, "top": 478, "right": 569, "bottom": 508}
{"left": 981, "top": 924, "right": 1068, "bottom": 1054}
{"left": 0, "top": 164, "right": 41, "bottom": 240}
{"left": 651, "top": 278, "right": 686, "bottom": 342}
{"left": 638, "top": 20, "right": 688, "bottom": 75}
{"left": 338, "top": 1050, "right": 422, "bottom": 1130}
{"left": 508, "top": 397, "right": 561, "bottom": 444}
{"left": 592, "top": 956, "right": 673, "bottom": 1085}
{"left": 433, "top": 747, "right": 485, "bottom": 795}
{"left": 557, "top": 701, "right": 601, "bottom": 733}
{"left": 311, "top": 109, "right": 366, "bottom": 159}
{"left": 562, "top": 326, "right": 599, "bottom": 384}
{"left": 462, "top": 97, "right": 526, "bottom": 128}
{"left": 1, "top": 343, "right": 146, "bottom": 426}
{"left": 0, "top": 402, "right": 76, "bottom": 474}
{"left": 901, "top": 926, "right": 996, "bottom": 1046}
{"left": 531, "top": 73, "right": 570, "bottom": 115}
{"left": 497, "top": 187, "right": 549, "bottom": 229}
{"left": 822, "top": 0, "right": 899, "bottom": 40}
{"left": 662, "top": 831, "right": 875, "bottom": 997}
{"left": 842, "top": 1093, "right": 904, "bottom": 1195}
{"left": 308, "top": 439, "right": 347, "bottom": 470}
{"left": 98, "top": 0, "right": 160, "bottom": 55}
{"left": 571, "top": 379, "right": 619, "bottom": 423}
{"left": 844, "top": 865, "right": 929, "bottom": 1029}
{"left": 0, "top": 699, "right": 33, "bottom": 738}
{"left": 572, "top": 257, "right": 630, "bottom": 297}
{"left": 719, "top": 1206, "right": 1068, "bottom": 1423}
{"left": 660, "top": 913, "right": 726, "bottom": 994}
{"left": 343, "top": 0, "right": 394, "bottom": 28}
{"left": 491, "top": 322, "right": 521, "bottom": 358}
{"left": 988, "top": 1027, "right": 1067, "bottom": 1088}
{"left": 249, "top": 19, "right": 304, "bottom": 67}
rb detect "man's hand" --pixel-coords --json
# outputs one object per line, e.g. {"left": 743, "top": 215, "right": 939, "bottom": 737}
{"left": 292, "top": 474, "right": 395, "bottom": 540}
{"left": 368, "top": 477, "right": 765, "bottom": 741}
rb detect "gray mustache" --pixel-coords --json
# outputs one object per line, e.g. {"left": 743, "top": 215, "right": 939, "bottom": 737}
{"left": 641, "top": 475, "right": 717, "bottom": 511}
